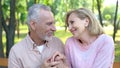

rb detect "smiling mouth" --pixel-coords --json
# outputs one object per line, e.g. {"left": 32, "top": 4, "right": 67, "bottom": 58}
{"left": 48, "top": 32, "right": 53, "bottom": 37}
{"left": 71, "top": 29, "right": 77, "bottom": 35}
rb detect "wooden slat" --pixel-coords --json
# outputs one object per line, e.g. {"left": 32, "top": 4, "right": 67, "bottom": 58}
{"left": 0, "top": 58, "right": 8, "bottom": 66}
{"left": 113, "top": 62, "right": 120, "bottom": 68}
{"left": 0, "top": 58, "right": 120, "bottom": 68}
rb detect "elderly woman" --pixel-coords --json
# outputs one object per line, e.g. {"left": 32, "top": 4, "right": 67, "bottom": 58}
{"left": 65, "top": 8, "right": 114, "bottom": 68}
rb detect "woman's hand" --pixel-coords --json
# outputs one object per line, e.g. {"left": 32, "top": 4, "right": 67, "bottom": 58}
{"left": 50, "top": 51, "right": 69, "bottom": 68}
{"left": 40, "top": 57, "right": 60, "bottom": 68}
{"left": 51, "top": 51, "right": 66, "bottom": 62}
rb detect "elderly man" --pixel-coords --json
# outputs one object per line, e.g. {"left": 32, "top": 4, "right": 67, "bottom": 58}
{"left": 8, "top": 4, "right": 68, "bottom": 68}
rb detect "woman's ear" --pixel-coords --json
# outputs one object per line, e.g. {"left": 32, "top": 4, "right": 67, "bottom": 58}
{"left": 85, "top": 17, "right": 89, "bottom": 27}
{"left": 30, "top": 21, "right": 36, "bottom": 31}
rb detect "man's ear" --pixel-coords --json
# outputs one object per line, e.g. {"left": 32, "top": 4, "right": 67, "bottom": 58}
{"left": 30, "top": 21, "right": 36, "bottom": 31}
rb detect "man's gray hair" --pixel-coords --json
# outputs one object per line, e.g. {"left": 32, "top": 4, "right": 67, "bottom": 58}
{"left": 27, "top": 4, "right": 51, "bottom": 25}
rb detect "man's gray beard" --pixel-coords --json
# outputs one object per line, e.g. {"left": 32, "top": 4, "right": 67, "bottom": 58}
{"left": 44, "top": 36, "right": 53, "bottom": 41}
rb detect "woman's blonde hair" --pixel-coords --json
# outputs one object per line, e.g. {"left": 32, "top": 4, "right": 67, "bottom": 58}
{"left": 65, "top": 8, "right": 104, "bottom": 36}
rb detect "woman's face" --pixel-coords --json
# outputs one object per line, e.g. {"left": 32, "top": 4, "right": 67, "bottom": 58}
{"left": 67, "top": 13, "right": 89, "bottom": 39}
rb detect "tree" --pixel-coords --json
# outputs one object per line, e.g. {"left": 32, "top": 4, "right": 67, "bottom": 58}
{"left": 96, "top": 0, "right": 103, "bottom": 26}
{"left": 2, "top": 0, "right": 16, "bottom": 57}
{"left": 34, "top": 0, "right": 40, "bottom": 4}
{"left": 92, "top": 0, "right": 95, "bottom": 13}
{"left": 113, "top": 0, "right": 118, "bottom": 41}
{"left": 16, "top": 0, "right": 27, "bottom": 38}
{"left": 0, "top": 0, "right": 4, "bottom": 58}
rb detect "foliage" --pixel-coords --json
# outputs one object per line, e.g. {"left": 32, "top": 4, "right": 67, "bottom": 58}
{"left": 55, "top": 29, "right": 72, "bottom": 43}
{"left": 115, "top": 44, "right": 120, "bottom": 62}
{"left": 103, "top": 6, "right": 115, "bottom": 22}
{"left": 16, "top": 0, "right": 27, "bottom": 24}
{"left": 2, "top": 0, "right": 10, "bottom": 20}
{"left": 104, "top": 14, "right": 111, "bottom": 21}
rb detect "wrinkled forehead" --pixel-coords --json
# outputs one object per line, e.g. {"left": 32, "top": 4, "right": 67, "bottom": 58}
{"left": 40, "top": 9, "right": 53, "bottom": 16}
{"left": 39, "top": 9, "right": 54, "bottom": 22}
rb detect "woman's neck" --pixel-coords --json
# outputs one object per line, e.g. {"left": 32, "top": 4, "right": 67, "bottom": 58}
{"left": 78, "top": 33, "right": 97, "bottom": 46}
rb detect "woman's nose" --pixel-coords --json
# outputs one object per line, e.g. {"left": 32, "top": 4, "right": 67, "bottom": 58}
{"left": 68, "top": 25, "right": 72, "bottom": 31}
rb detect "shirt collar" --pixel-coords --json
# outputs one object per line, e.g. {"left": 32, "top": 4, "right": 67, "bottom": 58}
{"left": 25, "top": 34, "right": 49, "bottom": 50}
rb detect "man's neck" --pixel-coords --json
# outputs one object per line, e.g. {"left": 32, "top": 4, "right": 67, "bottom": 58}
{"left": 29, "top": 32, "right": 46, "bottom": 45}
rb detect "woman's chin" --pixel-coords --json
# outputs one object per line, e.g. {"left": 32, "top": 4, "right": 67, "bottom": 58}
{"left": 73, "top": 35, "right": 79, "bottom": 39}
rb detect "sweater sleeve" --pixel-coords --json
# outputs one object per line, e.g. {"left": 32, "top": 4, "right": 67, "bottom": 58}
{"left": 93, "top": 36, "right": 114, "bottom": 68}
{"left": 65, "top": 38, "right": 72, "bottom": 68}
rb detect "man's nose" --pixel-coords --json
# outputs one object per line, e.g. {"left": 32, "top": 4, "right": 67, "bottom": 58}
{"left": 51, "top": 25, "right": 56, "bottom": 31}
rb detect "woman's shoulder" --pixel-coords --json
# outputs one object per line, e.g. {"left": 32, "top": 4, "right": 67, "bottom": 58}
{"left": 98, "top": 34, "right": 113, "bottom": 42}
{"left": 65, "top": 36, "right": 80, "bottom": 46}
{"left": 66, "top": 36, "right": 75, "bottom": 42}
{"left": 96, "top": 34, "right": 114, "bottom": 48}
{"left": 94, "top": 34, "right": 114, "bottom": 51}
{"left": 93, "top": 34, "right": 114, "bottom": 47}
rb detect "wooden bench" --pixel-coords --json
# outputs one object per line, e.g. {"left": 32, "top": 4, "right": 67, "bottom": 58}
{"left": 0, "top": 58, "right": 8, "bottom": 67}
{"left": 113, "top": 62, "right": 120, "bottom": 68}
{"left": 0, "top": 58, "right": 120, "bottom": 68}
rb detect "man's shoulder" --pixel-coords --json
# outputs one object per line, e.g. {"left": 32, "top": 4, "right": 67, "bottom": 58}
{"left": 50, "top": 36, "right": 64, "bottom": 46}
{"left": 50, "top": 36, "right": 64, "bottom": 53}
{"left": 51, "top": 36, "right": 63, "bottom": 43}
{"left": 11, "top": 37, "right": 26, "bottom": 52}
{"left": 52, "top": 36, "right": 61, "bottom": 41}
{"left": 9, "top": 36, "right": 30, "bottom": 60}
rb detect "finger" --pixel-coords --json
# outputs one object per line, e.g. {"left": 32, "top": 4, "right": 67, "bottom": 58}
{"left": 51, "top": 51, "right": 60, "bottom": 61}
{"left": 48, "top": 61, "right": 60, "bottom": 67}
{"left": 55, "top": 56, "right": 63, "bottom": 61}
{"left": 41, "top": 59, "right": 50, "bottom": 68}
{"left": 54, "top": 54, "right": 66, "bottom": 61}
{"left": 46, "top": 56, "right": 54, "bottom": 63}
{"left": 50, "top": 67, "right": 57, "bottom": 68}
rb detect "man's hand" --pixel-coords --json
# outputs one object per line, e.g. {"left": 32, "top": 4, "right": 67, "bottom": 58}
{"left": 40, "top": 57, "right": 60, "bottom": 68}
{"left": 51, "top": 51, "right": 65, "bottom": 62}
{"left": 51, "top": 51, "right": 69, "bottom": 68}
{"left": 41, "top": 51, "right": 69, "bottom": 68}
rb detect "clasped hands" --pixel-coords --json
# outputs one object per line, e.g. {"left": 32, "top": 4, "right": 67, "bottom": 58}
{"left": 41, "top": 51, "right": 68, "bottom": 68}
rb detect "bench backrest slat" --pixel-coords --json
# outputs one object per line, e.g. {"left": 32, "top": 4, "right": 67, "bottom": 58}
{"left": 0, "top": 58, "right": 120, "bottom": 68}
{"left": 0, "top": 58, "right": 8, "bottom": 66}
{"left": 113, "top": 62, "right": 120, "bottom": 68}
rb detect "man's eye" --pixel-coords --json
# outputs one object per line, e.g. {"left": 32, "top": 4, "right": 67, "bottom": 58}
{"left": 47, "top": 22, "right": 53, "bottom": 25}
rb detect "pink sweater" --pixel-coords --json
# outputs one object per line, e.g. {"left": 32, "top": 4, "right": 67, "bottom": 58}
{"left": 65, "top": 34, "right": 114, "bottom": 68}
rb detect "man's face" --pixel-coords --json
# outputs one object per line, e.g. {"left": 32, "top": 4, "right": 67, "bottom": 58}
{"left": 33, "top": 9, "right": 56, "bottom": 41}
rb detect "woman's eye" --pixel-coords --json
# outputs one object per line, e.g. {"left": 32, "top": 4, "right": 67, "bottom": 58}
{"left": 70, "top": 21, "right": 74, "bottom": 24}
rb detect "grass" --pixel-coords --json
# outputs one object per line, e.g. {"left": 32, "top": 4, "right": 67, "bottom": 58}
{"left": 55, "top": 30, "right": 72, "bottom": 43}
{"left": 2, "top": 24, "right": 120, "bottom": 62}
{"left": 115, "top": 44, "right": 120, "bottom": 62}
